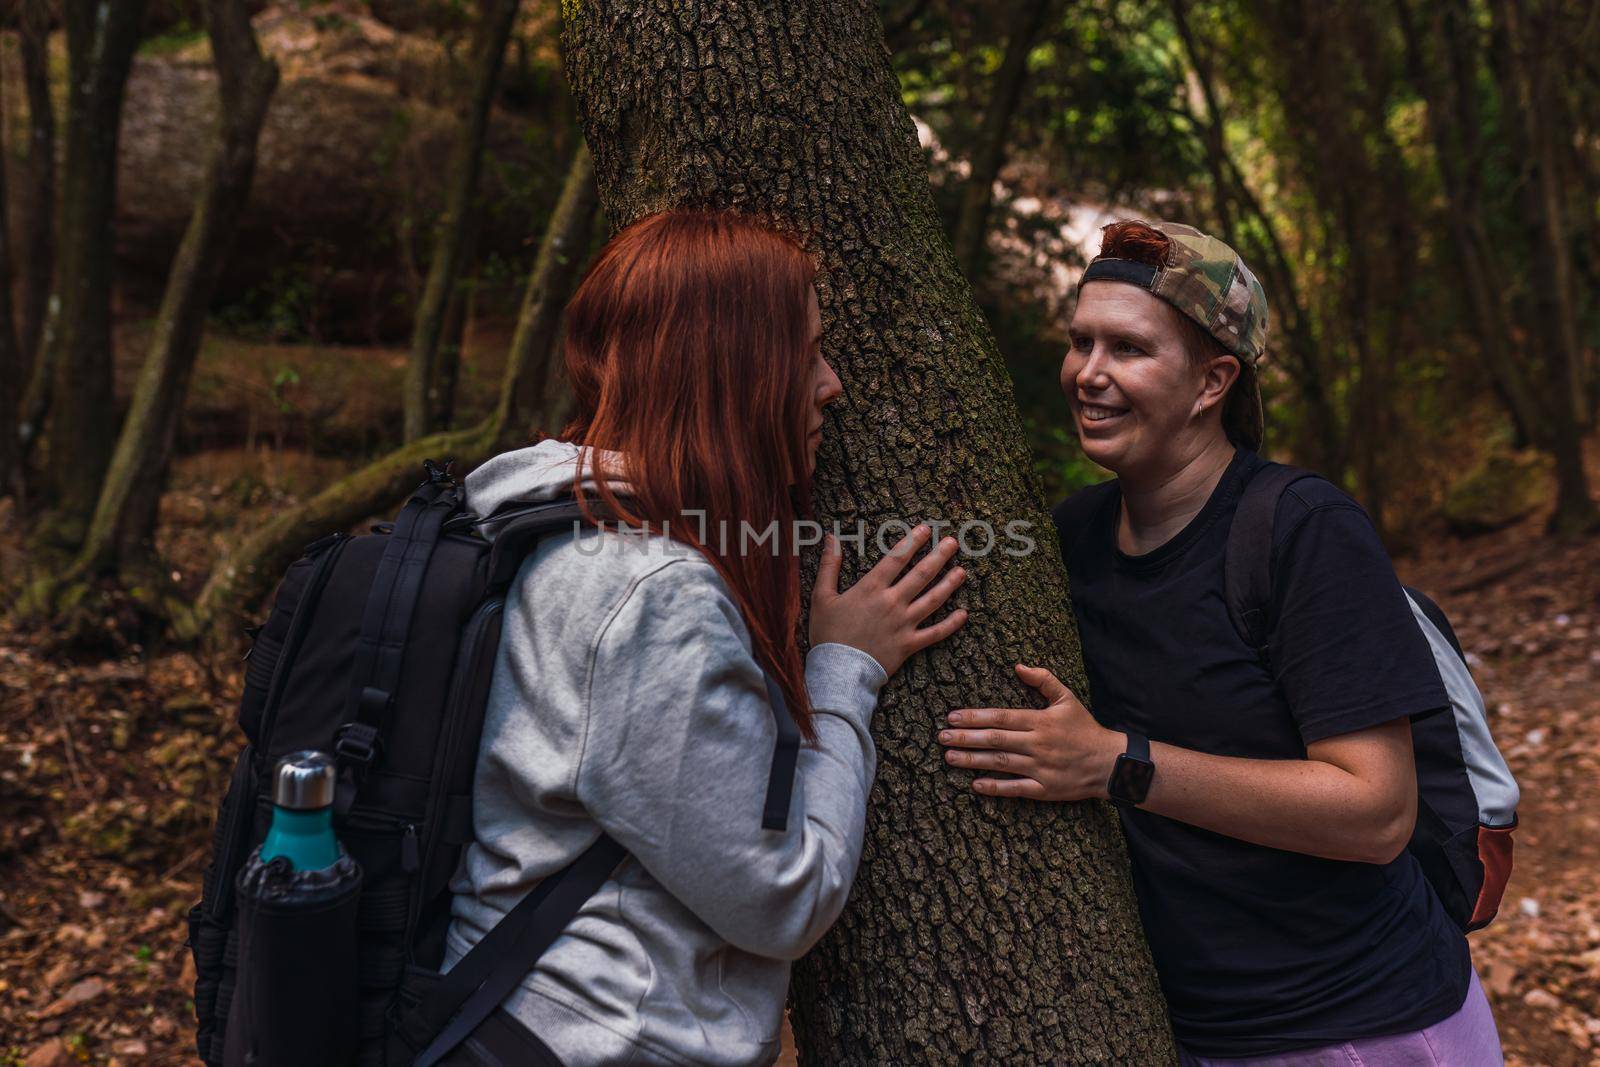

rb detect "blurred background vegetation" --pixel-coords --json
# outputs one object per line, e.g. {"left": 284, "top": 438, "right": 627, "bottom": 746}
{"left": 0, "top": 0, "right": 1597, "bottom": 644}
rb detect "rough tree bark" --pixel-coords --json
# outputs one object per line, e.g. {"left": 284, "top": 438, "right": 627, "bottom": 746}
{"left": 950, "top": 0, "right": 1051, "bottom": 280}
{"left": 190, "top": 147, "right": 597, "bottom": 637}
{"left": 17, "top": 0, "right": 54, "bottom": 380}
{"left": 35, "top": 0, "right": 149, "bottom": 545}
{"left": 563, "top": 2, "right": 1173, "bottom": 1062}
{"left": 72, "top": 0, "right": 281, "bottom": 576}
{"left": 403, "top": 0, "right": 521, "bottom": 441}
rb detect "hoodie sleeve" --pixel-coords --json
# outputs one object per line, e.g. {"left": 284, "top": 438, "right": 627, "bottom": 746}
{"left": 575, "top": 558, "right": 886, "bottom": 961}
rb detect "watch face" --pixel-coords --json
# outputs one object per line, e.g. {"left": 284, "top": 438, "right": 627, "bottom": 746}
{"left": 1110, "top": 754, "right": 1155, "bottom": 804}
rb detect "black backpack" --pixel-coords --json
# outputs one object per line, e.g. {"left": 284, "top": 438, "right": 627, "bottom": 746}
{"left": 1223, "top": 463, "right": 1518, "bottom": 931}
{"left": 187, "top": 464, "right": 799, "bottom": 1065}
{"left": 1054, "top": 461, "right": 1519, "bottom": 932}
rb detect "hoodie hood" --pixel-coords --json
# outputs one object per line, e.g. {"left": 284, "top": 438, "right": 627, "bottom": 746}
{"left": 465, "top": 438, "right": 631, "bottom": 540}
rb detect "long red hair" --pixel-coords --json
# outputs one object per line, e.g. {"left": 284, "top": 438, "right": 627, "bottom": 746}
{"left": 560, "top": 210, "right": 818, "bottom": 737}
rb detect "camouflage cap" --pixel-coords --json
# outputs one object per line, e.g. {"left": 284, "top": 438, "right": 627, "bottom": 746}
{"left": 1079, "top": 221, "right": 1269, "bottom": 450}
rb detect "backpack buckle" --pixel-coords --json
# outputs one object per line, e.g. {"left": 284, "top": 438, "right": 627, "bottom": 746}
{"left": 334, "top": 721, "right": 383, "bottom": 769}
{"left": 423, "top": 458, "right": 457, "bottom": 487}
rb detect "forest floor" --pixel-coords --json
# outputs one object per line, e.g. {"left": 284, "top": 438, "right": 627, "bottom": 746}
{"left": 1, "top": 450, "right": 1598, "bottom": 1066}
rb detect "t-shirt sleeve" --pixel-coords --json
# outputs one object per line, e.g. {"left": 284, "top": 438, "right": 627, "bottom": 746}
{"left": 1268, "top": 484, "right": 1449, "bottom": 745}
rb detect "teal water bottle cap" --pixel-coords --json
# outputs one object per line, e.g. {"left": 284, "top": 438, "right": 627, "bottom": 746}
{"left": 274, "top": 750, "right": 337, "bottom": 810}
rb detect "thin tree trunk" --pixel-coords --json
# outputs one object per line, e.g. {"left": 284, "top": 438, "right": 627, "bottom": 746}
{"left": 192, "top": 146, "right": 598, "bottom": 636}
{"left": 497, "top": 144, "right": 597, "bottom": 434}
{"left": 427, "top": 209, "right": 484, "bottom": 433}
{"left": 0, "top": 68, "right": 21, "bottom": 499}
{"left": 1492, "top": 0, "right": 1587, "bottom": 429}
{"left": 403, "top": 0, "right": 520, "bottom": 441}
{"left": 73, "top": 0, "right": 281, "bottom": 576}
{"left": 1398, "top": 0, "right": 1597, "bottom": 532}
{"left": 1394, "top": 0, "right": 1541, "bottom": 437}
{"left": 18, "top": 0, "right": 55, "bottom": 380}
{"left": 564, "top": 2, "right": 1173, "bottom": 1062}
{"left": 1170, "top": 0, "right": 1341, "bottom": 471}
{"left": 950, "top": 1, "right": 1050, "bottom": 279}
{"left": 35, "top": 0, "right": 149, "bottom": 546}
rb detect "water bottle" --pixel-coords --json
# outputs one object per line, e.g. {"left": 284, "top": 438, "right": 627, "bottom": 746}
{"left": 225, "top": 752, "right": 363, "bottom": 1067}
{"left": 259, "top": 751, "right": 344, "bottom": 870}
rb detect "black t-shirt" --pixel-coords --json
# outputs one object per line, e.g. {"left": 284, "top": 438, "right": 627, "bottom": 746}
{"left": 1051, "top": 448, "right": 1470, "bottom": 1057}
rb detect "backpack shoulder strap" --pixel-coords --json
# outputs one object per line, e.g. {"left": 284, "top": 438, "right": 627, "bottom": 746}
{"left": 334, "top": 470, "right": 465, "bottom": 819}
{"left": 1223, "top": 461, "right": 1317, "bottom": 664}
{"left": 407, "top": 833, "right": 627, "bottom": 1067}
{"left": 761, "top": 675, "right": 801, "bottom": 832}
{"left": 483, "top": 495, "right": 596, "bottom": 589}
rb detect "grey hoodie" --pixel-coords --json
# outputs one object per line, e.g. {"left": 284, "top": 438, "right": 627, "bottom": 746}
{"left": 445, "top": 440, "right": 886, "bottom": 1067}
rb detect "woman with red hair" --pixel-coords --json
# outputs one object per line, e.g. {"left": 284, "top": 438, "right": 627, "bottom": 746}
{"left": 443, "top": 209, "right": 968, "bottom": 1065}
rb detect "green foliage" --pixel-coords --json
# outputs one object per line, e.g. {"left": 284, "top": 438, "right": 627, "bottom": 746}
{"left": 138, "top": 19, "right": 206, "bottom": 57}
{"left": 890, "top": 0, "right": 1599, "bottom": 525}
{"left": 214, "top": 265, "right": 319, "bottom": 343}
{"left": 269, "top": 367, "right": 302, "bottom": 415}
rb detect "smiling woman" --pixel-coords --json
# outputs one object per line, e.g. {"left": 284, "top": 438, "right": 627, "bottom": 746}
{"left": 941, "top": 221, "right": 1505, "bottom": 1064}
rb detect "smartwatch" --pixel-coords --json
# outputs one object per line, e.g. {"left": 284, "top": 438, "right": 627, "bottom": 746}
{"left": 1107, "top": 731, "right": 1154, "bottom": 809}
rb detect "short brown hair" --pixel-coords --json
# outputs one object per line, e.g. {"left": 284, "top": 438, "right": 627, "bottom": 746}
{"left": 1096, "top": 221, "right": 1256, "bottom": 444}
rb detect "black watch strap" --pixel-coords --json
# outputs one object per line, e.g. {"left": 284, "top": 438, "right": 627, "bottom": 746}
{"left": 1124, "top": 729, "right": 1149, "bottom": 763}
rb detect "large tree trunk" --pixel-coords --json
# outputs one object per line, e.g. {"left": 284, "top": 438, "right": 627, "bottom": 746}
{"left": 563, "top": 3, "right": 1173, "bottom": 1062}
{"left": 35, "top": 0, "right": 149, "bottom": 545}
{"left": 17, "top": 0, "right": 55, "bottom": 381}
{"left": 73, "top": 0, "right": 281, "bottom": 575}
{"left": 191, "top": 146, "right": 598, "bottom": 637}
{"left": 950, "top": 1, "right": 1050, "bottom": 280}
{"left": 403, "top": 0, "right": 521, "bottom": 442}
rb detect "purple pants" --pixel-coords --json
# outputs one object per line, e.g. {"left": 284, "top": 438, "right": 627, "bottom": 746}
{"left": 1179, "top": 969, "right": 1503, "bottom": 1067}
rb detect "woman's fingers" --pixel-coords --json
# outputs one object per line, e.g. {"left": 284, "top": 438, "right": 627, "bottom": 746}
{"left": 938, "top": 724, "right": 1029, "bottom": 750}
{"left": 910, "top": 607, "right": 968, "bottom": 651}
{"left": 943, "top": 747, "right": 1031, "bottom": 771}
{"left": 972, "top": 776, "right": 1048, "bottom": 799}
{"left": 1015, "top": 663, "right": 1071, "bottom": 704}
{"left": 813, "top": 533, "right": 843, "bottom": 602}
{"left": 944, "top": 707, "right": 1025, "bottom": 730}
{"left": 907, "top": 563, "right": 966, "bottom": 621}
{"left": 892, "top": 535, "right": 961, "bottom": 600}
{"left": 860, "top": 525, "right": 931, "bottom": 589}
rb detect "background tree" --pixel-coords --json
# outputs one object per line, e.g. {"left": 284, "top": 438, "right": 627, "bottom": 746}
{"left": 0, "top": 66, "right": 20, "bottom": 501}
{"left": 71, "top": 0, "right": 281, "bottom": 578}
{"left": 564, "top": 1, "right": 1174, "bottom": 1062}
{"left": 32, "top": 0, "right": 149, "bottom": 546}
{"left": 191, "top": 145, "right": 598, "bottom": 636}
{"left": 403, "top": 0, "right": 522, "bottom": 441}
{"left": 17, "top": 0, "right": 54, "bottom": 388}
{"left": 950, "top": 0, "right": 1053, "bottom": 280}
